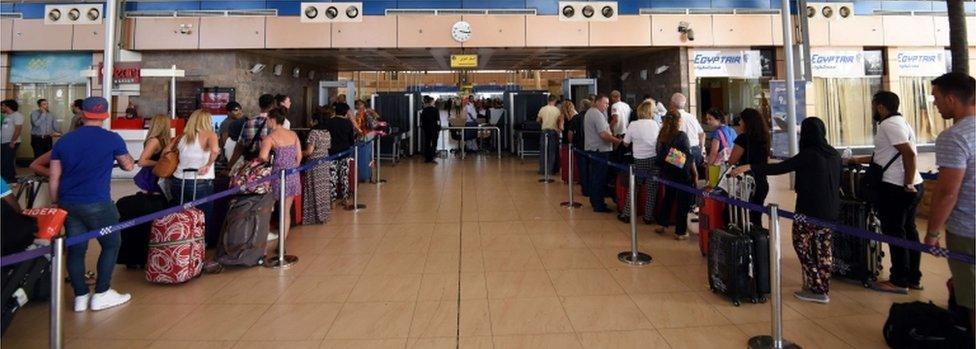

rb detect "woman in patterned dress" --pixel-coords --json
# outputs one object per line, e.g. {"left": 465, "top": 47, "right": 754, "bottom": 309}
{"left": 302, "top": 111, "right": 333, "bottom": 225}
{"left": 258, "top": 107, "right": 302, "bottom": 241}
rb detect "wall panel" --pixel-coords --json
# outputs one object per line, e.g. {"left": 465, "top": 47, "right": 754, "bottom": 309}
{"left": 589, "top": 16, "right": 651, "bottom": 47}
{"left": 526, "top": 16, "right": 588, "bottom": 47}
{"left": 266, "top": 16, "right": 331, "bottom": 48}
{"left": 10, "top": 19, "right": 72, "bottom": 51}
{"left": 828, "top": 16, "right": 883, "bottom": 47}
{"left": 332, "top": 16, "right": 396, "bottom": 48}
{"left": 133, "top": 18, "right": 200, "bottom": 50}
{"left": 199, "top": 17, "right": 265, "bottom": 49}
{"left": 397, "top": 15, "right": 461, "bottom": 48}
{"left": 651, "top": 15, "right": 713, "bottom": 46}
{"left": 461, "top": 15, "right": 525, "bottom": 48}
{"left": 712, "top": 14, "right": 773, "bottom": 46}
{"left": 72, "top": 24, "right": 104, "bottom": 50}
{"left": 883, "top": 16, "right": 936, "bottom": 46}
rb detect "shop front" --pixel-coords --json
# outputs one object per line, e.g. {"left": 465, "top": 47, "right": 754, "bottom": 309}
{"left": 8, "top": 52, "right": 91, "bottom": 160}
{"left": 809, "top": 48, "right": 884, "bottom": 148}
{"left": 691, "top": 48, "right": 775, "bottom": 120}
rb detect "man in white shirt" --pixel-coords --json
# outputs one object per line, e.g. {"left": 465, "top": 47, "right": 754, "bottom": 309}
{"left": 0, "top": 99, "right": 24, "bottom": 183}
{"left": 670, "top": 93, "right": 705, "bottom": 166}
{"left": 610, "top": 90, "right": 632, "bottom": 136}
{"left": 850, "top": 91, "right": 924, "bottom": 295}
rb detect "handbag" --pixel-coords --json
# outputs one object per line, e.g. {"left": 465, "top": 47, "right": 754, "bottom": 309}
{"left": 152, "top": 135, "right": 181, "bottom": 178}
{"left": 664, "top": 147, "right": 687, "bottom": 169}
{"left": 231, "top": 159, "right": 273, "bottom": 195}
{"left": 860, "top": 152, "right": 901, "bottom": 204}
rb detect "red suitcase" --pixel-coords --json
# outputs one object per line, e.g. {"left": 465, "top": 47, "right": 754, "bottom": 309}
{"left": 560, "top": 145, "right": 580, "bottom": 184}
{"left": 615, "top": 174, "right": 647, "bottom": 217}
{"left": 699, "top": 195, "right": 727, "bottom": 256}
{"left": 146, "top": 170, "right": 206, "bottom": 284}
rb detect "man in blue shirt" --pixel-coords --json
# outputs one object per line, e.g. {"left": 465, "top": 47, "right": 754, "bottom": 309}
{"left": 49, "top": 97, "right": 135, "bottom": 312}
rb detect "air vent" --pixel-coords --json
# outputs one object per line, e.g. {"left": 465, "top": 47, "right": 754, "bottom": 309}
{"left": 227, "top": 9, "right": 278, "bottom": 17}
{"left": 487, "top": 9, "right": 536, "bottom": 15}
{"left": 45, "top": 4, "right": 103, "bottom": 25}
{"left": 385, "top": 9, "right": 437, "bottom": 15}
{"left": 559, "top": 1, "right": 618, "bottom": 22}
{"left": 125, "top": 9, "right": 278, "bottom": 18}
{"left": 437, "top": 9, "right": 486, "bottom": 15}
{"left": 733, "top": 9, "right": 780, "bottom": 15}
{"left": 808, "top": 2, "right": 854, "bottom": 20}
{"left": 689, "top": 8, "right": 733, "bottom": 14}
{"left": 302, "top": 2, "right": 362, "bottom": 23}
{"left": 0, "top": 12, "right": 23, "bottom": 19}
{"left": 639, "top": 8, "right": 689, "bottom": 15}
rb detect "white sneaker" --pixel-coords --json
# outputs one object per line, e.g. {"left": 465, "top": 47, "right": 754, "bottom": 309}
{"left": 267, "top": 232, "right": 279, "bottom": 241}
{"left": 89, "top": 289, "right": 131, "bottom": 311}
{"left": 74, "top": 294, "right": 91, "bottom": 312}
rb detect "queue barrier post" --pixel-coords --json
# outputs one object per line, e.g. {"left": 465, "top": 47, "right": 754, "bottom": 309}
{"left": 748, "top": 204, "right": 798, "bottom": 349}
{"left": 539, "top": 132, "right": 554, "bottom": 183}
{"left": 267, "top": 169, "right": 298, "bottom": 268}
{"left": 346, "top": 142, "right": 366, "bottom": 211}
{"left": 374, "top": 136, "right": 386, "bottom": 184}
{"left": 49, "top": 236, "right": 64, "bottom": 349}
{"left": 617, "top": 165, "right": 652, "bottom": 266}
{"left": 560, "top": 146, "right": 582, "bottom": 208}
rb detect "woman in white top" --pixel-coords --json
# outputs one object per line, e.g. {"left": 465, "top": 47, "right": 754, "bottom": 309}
{"left": 618, "top": 100, "right": 662, "bottom": 225}
{"left": 165, "top": 109, "right": 220, "bottom": 247}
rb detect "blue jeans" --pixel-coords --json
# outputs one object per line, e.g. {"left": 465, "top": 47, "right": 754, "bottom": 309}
{"left": 62, "top": 201, "right": 122, "bottom": 296}
{"left": 169, "top": 177, "right": 216, "bottom": 247}
{"left": 586, "top": 151, "right": 611, "bottom": 211}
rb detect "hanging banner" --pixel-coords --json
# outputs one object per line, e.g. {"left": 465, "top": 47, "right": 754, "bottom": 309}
{"left": 810, "top": 50, "right": 864, "bottom": 78}
{"left": 692, "top": 50, "right": 762, "bottom": 78}
{"left": 9, "top": 53, "right": 92, "bottom": 84}
{"left": 769, "top": 80, "right": 807, "bottom": 158}
{"left": 450, "top": 54, "right": 478, "bottom": 69}
{"left": 896, "top": 50, "right": 949, "bottom": 77}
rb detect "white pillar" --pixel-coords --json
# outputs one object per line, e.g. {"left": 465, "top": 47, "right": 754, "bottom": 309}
{"left": 102, "top": 0, "right": 118, "bottom": 128}
{"left": 780, "top": 0, "right": 799, "bottom": 157}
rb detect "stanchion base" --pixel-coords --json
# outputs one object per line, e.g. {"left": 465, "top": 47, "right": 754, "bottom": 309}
{"left": 264, "top": 255, "right": 298, "bottom": 269}
{"left": 538, "top": 178, "right": 555, "bottom": 183}
{"left": 560, "top": 201, "right": 583, "bottom": 208}
{"left": 747, "top": 336, "right": 800, "bottom": 349}
{"left": 617, "top": 251, "right": 652, "bottom": 265}
{"left": 344, "top": 204, "right": 367, "bottom": 211}
{"left": 373, "top": 179, "right": 387, "bottom": 184}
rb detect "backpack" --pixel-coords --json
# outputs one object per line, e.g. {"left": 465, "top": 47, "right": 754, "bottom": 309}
{"left": 883, "top": 301, "right": 974, "bottom": 349}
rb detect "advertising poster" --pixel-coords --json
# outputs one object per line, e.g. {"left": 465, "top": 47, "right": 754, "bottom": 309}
{"left": 10, "top": 52, "right": 92, "bottom": 84}
{"left": 896, "top": 50, "right": 949, "bottom": 77}
{"left": 810, "top": 50, "right": 864, "bottom": 78}
{"left": 770, "top": 80, "right": 806, "bottom": 158}
{"left": 692, "top": 50, "right": 762, "bottom": 78}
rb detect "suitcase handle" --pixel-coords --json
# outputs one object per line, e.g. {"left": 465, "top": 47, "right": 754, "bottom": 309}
{"left": 180, "top": 169, "right": 200, "bottom": 205}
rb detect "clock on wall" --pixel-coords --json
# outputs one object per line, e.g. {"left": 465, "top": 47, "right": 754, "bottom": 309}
{"left": 452, "top": 21, "right": 472, "bottom": 42}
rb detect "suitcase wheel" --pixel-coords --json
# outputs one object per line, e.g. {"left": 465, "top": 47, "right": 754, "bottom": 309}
{"left": 732, "top": 299, "right": 741, "bottom": 307}
{"left": 757, "top": 295, "right": 767, "bottom": 303}
{"left": 750, "top": 297, "right": 758, "bottom": 304}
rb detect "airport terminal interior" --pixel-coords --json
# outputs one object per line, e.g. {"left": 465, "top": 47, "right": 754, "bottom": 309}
{"left": 1, "top": 0, "right": 975, "bottom": 348}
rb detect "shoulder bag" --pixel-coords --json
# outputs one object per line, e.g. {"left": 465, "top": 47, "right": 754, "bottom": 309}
{"left": 152, "top": 135, "right": 182, "bottom": 178}
{"left": 860, "top": 152, "right": 901, "bottom": 204}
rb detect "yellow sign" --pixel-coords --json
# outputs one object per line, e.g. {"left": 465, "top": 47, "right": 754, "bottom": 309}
{"left": 450, "top": 54, "right": 478, "bottom": 68}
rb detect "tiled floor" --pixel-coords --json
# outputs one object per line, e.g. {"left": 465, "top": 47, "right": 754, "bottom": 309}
{"left": 2, "top": 154, "right": 952, "bottom": 348}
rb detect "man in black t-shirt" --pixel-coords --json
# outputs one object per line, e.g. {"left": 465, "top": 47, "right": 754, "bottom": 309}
{"left": 420, "top": 96, "right": 441, "bottom": 163}
{"left": 332, "top": 94, "right": 351, "bottom": 118}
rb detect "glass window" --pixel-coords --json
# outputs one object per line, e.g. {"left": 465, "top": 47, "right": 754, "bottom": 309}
{"left": 813, "top": 77, "right": 882, "bottom": 147}
{"left": 899, "top": 77, "right": 952, "bottom": 144}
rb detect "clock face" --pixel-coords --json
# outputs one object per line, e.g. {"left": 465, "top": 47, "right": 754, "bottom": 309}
{"left": 452, "top": 21, "right": 472, "bottom": 42}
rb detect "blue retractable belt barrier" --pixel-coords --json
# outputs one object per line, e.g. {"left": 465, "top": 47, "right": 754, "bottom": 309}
{"left": 0, "top": 142, "right": 366, "bottom": 268}
{"left": 570, "top": 146, "right": 974, "bottom": 265}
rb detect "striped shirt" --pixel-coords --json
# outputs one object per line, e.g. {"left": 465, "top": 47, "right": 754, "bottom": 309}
{"left": 936, "top": 116, "right": 975, "bottom": 239}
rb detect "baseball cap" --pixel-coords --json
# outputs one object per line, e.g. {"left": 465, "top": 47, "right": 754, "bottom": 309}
{"left": 82, "top": 96, "right": 110, "bottom": 120}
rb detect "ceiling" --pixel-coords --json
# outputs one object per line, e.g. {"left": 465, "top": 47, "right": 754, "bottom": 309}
{"left": 252, "top": 47, "right": 670, "bottom": 71}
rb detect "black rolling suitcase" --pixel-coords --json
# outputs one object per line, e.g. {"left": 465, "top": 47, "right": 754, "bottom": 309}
{"left": 832, "top": 199, "right": 883, "bottom": 287}
{"left": 1, "top": 245, "right": 51, "bottom": 335}
{"left": 116, "top": 192, "right": 170, "bottom": 268}
{"left": 832, "top": 167, "right": 884, "bottom": 287}
{"left": 707, "top": 174, "right": 769, "bottom": 305}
